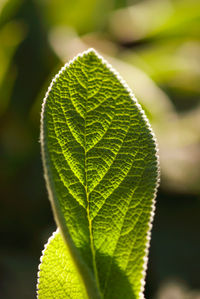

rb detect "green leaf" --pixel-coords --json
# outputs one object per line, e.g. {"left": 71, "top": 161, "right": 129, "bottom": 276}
{"left": 37, "top": 230, "right": 86, "bottom": 299}
{"left": 38, "top": 49, "right": 159, "bottom": 299}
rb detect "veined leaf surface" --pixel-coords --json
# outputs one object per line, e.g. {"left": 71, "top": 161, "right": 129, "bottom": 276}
{"left": 38, "top": 49, "right": 159, "bottom": 299}
{"left": 37, "top": 230, "right": 86, "bottom": 299}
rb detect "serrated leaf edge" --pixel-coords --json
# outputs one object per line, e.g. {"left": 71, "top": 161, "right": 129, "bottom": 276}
{"left": 36, "top": 229, "right": 58, "bottom": 298}
{"left": 38, "top": 48, "right": 160, "bottom": 299}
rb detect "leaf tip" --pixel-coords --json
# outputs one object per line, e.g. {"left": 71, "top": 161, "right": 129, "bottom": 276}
{"left": 36, "top": 229, "right": 59, "bottom": 298}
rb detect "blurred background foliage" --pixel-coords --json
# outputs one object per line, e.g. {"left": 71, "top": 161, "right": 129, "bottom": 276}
{"left": 0, "top": 0, "right": 200, "bottom": 298}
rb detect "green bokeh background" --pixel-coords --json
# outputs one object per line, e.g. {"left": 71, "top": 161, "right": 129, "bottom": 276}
{"left": 0, "top": 0, "right": 200, "bottom": 298}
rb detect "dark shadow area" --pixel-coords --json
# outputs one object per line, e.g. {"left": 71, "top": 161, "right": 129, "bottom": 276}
{"left": 145, "top": 188, "right": 200, "bottom": 298}
{"left": 78, "top": 247, "right": 136, "bottom": 299}
{"left": 96, "top": 251, "right": 136, "bottom": 299}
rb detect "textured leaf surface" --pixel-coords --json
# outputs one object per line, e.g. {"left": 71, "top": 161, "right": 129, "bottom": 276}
{"left": 37, "top": 230, "right": 86, "bottom": 299}
{"left": 38, "top": 49, "right": 159, "bottom": 299}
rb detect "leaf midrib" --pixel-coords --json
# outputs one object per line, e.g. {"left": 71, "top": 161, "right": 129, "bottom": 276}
{"left": 82, "top": 65, "right": 102, "bottom": 298}
{"left": 42, "top": 65, "right": 103, "bottom": 299}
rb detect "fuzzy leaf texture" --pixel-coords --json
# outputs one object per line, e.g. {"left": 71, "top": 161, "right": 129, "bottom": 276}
{"left": 37, "top": 49, "right": 159, "bottom": 299}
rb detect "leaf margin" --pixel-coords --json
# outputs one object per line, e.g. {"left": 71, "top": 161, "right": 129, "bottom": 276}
{"left": 38, "top": 48, "right": 160, "bottom": 298}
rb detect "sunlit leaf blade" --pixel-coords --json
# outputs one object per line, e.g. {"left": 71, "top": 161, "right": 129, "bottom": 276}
{"left": 39, "top": 49, "right": 159, "bottom": 298}
{"left": 37, "top": 230, "right": 86, "bottom": 299}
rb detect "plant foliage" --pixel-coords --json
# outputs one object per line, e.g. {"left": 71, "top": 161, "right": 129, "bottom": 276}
{"left": 37, "top": 49, "right": 159, "bottom": 299}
